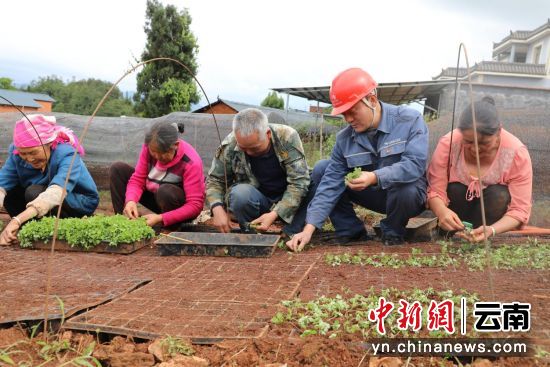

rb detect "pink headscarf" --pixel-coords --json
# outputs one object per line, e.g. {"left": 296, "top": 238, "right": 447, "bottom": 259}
{"left": 13, "top": 114, "right": 85, "bottom": 155}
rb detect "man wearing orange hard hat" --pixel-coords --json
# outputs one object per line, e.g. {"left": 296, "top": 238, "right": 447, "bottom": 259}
{"left": 287, "top": 67, "right": 429, "bottom": 251}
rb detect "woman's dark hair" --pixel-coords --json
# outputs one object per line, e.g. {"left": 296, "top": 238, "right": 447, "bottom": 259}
{"left": 458, "top": 96, "right": 500, "bottom": 135}
{"left": 144, "top": 121, "right": 185, "bottom": 152}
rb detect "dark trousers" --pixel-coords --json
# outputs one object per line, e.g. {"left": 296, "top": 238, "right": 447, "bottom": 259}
{"left": 3, "top": 185, "right": 85, "bottom": 218}
{"left": 447, "top": 183, "right": 510, "bottom": 227}
{"left": 109, "top": 162, "right": 187, "bottom": 225}
{"left": 290, "top": 159, "right": 426, "bottom": 239}
{"left": 226, "top": 183, "right": 309, "bottom": 234}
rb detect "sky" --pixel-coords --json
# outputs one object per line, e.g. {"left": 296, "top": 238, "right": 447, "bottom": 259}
{"left": 1, "top": 0, "right": 549, "bottom": 110}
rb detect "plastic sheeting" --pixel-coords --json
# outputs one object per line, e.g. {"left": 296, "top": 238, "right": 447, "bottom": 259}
{"left": 1, "top": 107, "right": 548, "bottom": 226}
{"left": 0, "top": 112, "right": 233, "bottom": 188}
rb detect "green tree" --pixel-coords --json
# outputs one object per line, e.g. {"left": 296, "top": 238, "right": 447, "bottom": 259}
{"left": 28, "top": 75, "right": 67, "bottom": 110}
{"left": 28, "top": 75, "right": 65, "bottom": 96}
{"left": 0, "top": 77, "right": 16, "bottom": 90}
{"left": 261, "top": 91, "right": 284, "bottom": 109}
{"left": 28, "top": 76, "right": 134, "bottom": 117}
{"left": 134, "top": 0, "right": 200, "bottom": 117}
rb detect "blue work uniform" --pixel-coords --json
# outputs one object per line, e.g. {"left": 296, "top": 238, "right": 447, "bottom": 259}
{"left": 303, "top": 102, "right": 428, "bottom": 239}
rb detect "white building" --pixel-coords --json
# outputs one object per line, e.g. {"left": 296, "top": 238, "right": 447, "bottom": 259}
{"left": 434, "top": 19, "right": 550, "bottom": 89}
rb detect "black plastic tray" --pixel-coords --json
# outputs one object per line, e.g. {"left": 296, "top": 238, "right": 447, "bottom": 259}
{"left": 21, "top": 239, "right": 149, "bottom": 254}
{"left": 155, "top": 232, "right": 280, "bottom": 258}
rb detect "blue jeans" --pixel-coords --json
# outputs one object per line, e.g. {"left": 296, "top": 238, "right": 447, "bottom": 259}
{"left": 290, "top": 159, "right": 427, "bottom": 239}
{"left": 227, "top": 184, "right": 305, "bottom": 235}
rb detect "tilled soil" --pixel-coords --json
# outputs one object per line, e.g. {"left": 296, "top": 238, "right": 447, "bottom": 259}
{"left": 0, "top": 215, "right": 549, "bottom": 366}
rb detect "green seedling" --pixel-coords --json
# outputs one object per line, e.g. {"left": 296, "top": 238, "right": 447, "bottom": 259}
{"left": 57, "top": 342, "right": 101, "bottom": 367}
{"left": 450, "top": 243, "right": 550, "bottom": 271}
{"left": 462, "top": 221, "right": 473, "bottom": 234}
{"left": 324, "top": 248, "right": 457, "bottom": 268}
{"left": 326, "top": 242, "right": 550, "bottom": 271}
{"left": 271, "top": 287, "right": 478, "bottom": 338}
{"left": 534, "top": 346, "right": 550, "bottom": 358}
{"left": 345, "top": 167, "right": 362, "bottom": 182}
{"left": 0, "top": 347, "right": 16, "bottom": 366}
{"left": 159, "top": 336, "right": 194, "bottom": 357}
{"left": 18, "top": 214, "right": 155, "bottom": 249}
{"left": 36, "top": 339, "right": 71, "bottom": 360}
{"left": 0, "top": 295, "right": 100, "bottom": 367}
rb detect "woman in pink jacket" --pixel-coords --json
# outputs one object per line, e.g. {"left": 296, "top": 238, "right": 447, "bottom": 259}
{"left": 109, "top": 121, "right": 205, "bottom": 229}
{"left": 427, "top": 97, "right": 532, "bottom": 242}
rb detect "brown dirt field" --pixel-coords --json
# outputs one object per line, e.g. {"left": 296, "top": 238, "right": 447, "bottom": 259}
{"left": 1, "top": 207, "right": 549, "bottom": 366}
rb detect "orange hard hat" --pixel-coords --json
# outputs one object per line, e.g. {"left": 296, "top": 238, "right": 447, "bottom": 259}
{"left": 329, "top": 68, "right": 378, "bottom": 115}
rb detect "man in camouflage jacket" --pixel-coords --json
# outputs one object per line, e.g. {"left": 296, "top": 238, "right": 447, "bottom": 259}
{"left": 207, "top": 108, "right": 310, "bottom": 235}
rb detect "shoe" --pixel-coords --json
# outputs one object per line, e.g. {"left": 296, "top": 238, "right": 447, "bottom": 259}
{"left": 382, "top": 235, "right": 405, "bottom": 246}
{"left": 339, "top": 230, "right": 372, "bottom": 245}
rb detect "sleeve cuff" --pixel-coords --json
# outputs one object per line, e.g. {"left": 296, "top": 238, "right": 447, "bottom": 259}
{"left": 210, "top": 202, "right": 225, "bottom": 215}
{"left": 26, "top": 185, "right": 65, "bottom": 217}
{"left": 0, "top": 187, "right": 6, "bottom": 208}
{"left": 373, "top": 168, "right": 389, "bottom": 189}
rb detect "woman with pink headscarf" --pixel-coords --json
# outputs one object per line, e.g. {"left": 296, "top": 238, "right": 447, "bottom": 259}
{"left": 0, "top": 114, "right": 99, "bottom": 245}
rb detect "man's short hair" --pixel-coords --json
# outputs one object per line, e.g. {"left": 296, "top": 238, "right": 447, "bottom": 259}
{"left": 232, "top": 108, "right": 269, "bottom": 140}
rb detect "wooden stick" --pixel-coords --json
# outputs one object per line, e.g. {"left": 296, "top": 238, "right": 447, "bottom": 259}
{"left": 357, "top": 352, "right": 368, "bottom": 367}
{"left": 159, "top": 233, "right": 194, "bottom": 243}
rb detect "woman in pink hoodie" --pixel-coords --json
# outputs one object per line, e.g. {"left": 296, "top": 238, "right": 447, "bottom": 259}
{"left": 109, "top": 121, "right": 205, "bottom": 229}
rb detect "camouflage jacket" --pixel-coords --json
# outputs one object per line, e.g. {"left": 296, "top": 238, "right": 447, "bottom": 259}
{"left": 206, "top": 124, "right": 310, "bottom": 223}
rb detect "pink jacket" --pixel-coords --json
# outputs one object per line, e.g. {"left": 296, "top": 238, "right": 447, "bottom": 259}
{"left": 427, "top": 129, "right": 532, "bottom": 224}
{"left": 125, "top": 139, "right": 205, "bottom": 226}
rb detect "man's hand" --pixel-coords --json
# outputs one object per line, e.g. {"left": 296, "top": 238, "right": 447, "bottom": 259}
{"left": 212, "top": 205, "right": 232, "bottom": 233}
{"left": 123, "top": 201, "right": 139, "bottom": 219}
{"left": 142, "top": 213, "right": 163, "bottom": 227}
{"left": 347, "top": 171, "right": 377, "bottom": 191}
{"left": 251, "top": 211, "right": 278, "bottom": 232}
{"left": 0, "top": 219, "right": 20, "bottom": 245}
{"left": 286, "top": 224, "right": 316, "bottom": 252}
{"left": 436, "top": 207, "right": 464, "bottom": 231}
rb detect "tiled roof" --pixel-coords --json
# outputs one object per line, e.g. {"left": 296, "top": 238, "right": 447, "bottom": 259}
{"left": 433, "top": 67, "right": 468, "bottom": 79}
{"left": 0, "top": 89, "right": 55, "bottom": 108}
{"left": 493, "top": 19, "right": 550, "bottom": 49}
{"left": 193, "top": 98, "right": 330, "bottom": 124}
{"left": 475, "top": 61, "right": 546, "bottom": 75}
{"left": 434, "top": 61, "right": 546, "bottom": 80}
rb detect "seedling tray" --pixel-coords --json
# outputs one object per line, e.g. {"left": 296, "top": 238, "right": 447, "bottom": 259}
{"left": 21, "top": 239, "right": 150, "bottom": 254}
{"left": 155, "top": 232, "right": 280, "bottom": 258}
